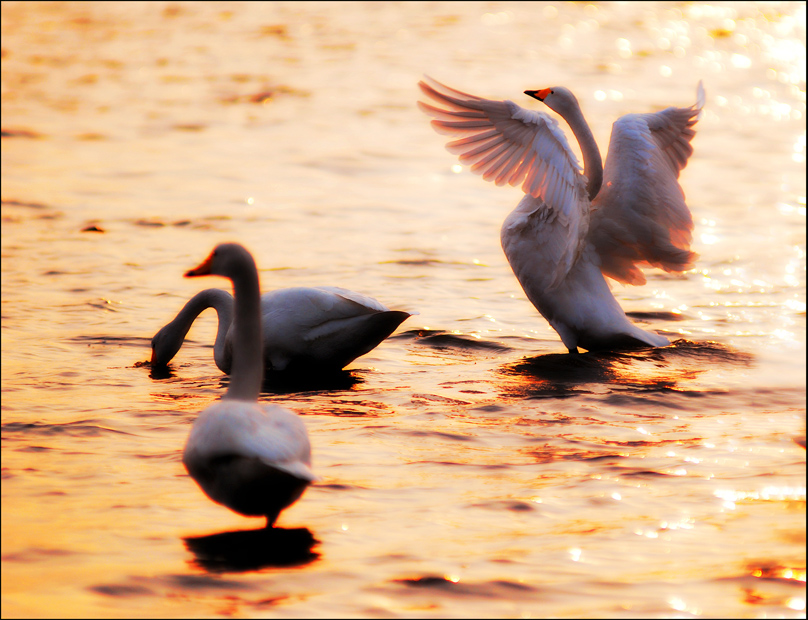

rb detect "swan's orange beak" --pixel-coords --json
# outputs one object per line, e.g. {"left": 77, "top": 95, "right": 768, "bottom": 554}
{"left": 524, "top": 88, "right": 552, "bottom": 102}
{"left": 184, "top": 252, "right": 214, "bottom": 278}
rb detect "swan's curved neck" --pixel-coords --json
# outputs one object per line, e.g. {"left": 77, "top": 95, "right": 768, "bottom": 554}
{"left": 160, "top": 289, "right": 233, "bottom": 368}
{"left": 225, "top": 260, "right": 263, "bottom": 401}
{"left": 563, "top": 101, "right": 603, "bottom": 200}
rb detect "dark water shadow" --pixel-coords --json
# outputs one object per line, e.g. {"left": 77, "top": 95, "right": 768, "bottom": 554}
{"left": 499, "top": 339, "right": 754, "bottom": 399}
{"left": 183, "top": 526, "right": 319, "bottom": 573}
{"left": 141, "top": 360, "right": 175, "bottom": 380}
{"left": 141, "top": 359, "right": 363, "bottom": 393}
{"left": 262, "top": 368, "right": 364, "bottom": 393}
{"left": 389, "top": 574, "right": 540, "bottom": 599}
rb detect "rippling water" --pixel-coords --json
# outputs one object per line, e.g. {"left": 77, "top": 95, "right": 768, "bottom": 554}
{"left": 2, "top": 1, "right": 805, "bottom": 617}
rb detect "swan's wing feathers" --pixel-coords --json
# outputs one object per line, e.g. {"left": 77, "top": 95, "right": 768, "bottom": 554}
{"left": 187, "top": 402, "right": 318, "bottom": 482}
{"left": 591, "top": 84, "right": 704, "bottom": 284}
{"left": 419, "top": 76, "right": 585, "bottom": 218}
{"left": 638, "top": 81, "right": 703, "bottom": 177}
{"left": 242, "top": 405, "right": 318, "bottom": 481}
{"left": 313, "top": 286, "right": 390, "bottom": 313}
{"left": 501, "top": 192, "right": 589, "bottom": 293}
{"left": 264, "top": 287, "right": 389, "bottom": 329}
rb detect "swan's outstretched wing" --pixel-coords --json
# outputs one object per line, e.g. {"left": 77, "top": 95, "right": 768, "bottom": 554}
{"left": 590, "top": 82, "right": 704, "bottom": 285}
{"left": 418, "top": 76, "right": 590, "bottom": 289}
{"left": 418, "top": 76, "right": 586, "bottom": 221}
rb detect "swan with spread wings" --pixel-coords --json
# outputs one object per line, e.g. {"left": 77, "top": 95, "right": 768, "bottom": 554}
{"left": 418, "top": 77, "right": 704, "bottom": 353}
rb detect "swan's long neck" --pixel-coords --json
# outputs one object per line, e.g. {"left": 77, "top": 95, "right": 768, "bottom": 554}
{"left": 155, "top": 289, "right": 233, "bottom": 368}
{"left": 225, "top": 259, "right": 263, "bottom": 401}
{"left": 562, "top": 102, "right": 603, "bottom": 201}
{"left": 193, "top": 290, "right": 233, "bottom": 370}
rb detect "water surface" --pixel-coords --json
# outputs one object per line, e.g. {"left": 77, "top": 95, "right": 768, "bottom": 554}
{"left": 2, "top": 1, "right": 805, "bottom": 617}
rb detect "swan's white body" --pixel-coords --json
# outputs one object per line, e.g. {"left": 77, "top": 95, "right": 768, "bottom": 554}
{"left": 181, "top": 243, "right": 318, "bottom": 527}
{"left": 419, "top": 77, "right": 704, "bottom": 353}
{"left": 151, "top": 286, "right": 413, "bottom": 373}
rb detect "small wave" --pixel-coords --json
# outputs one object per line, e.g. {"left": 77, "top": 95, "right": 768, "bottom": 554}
{"left": 2, "top": 420, "right": 131, "bottom": 437}
{"left": 466, "top": 499, "right": 537, "bottom": 512}
{"left": 312, "top": 399, "right": 395, "bottom": 417}
{"left": 380, "top": 258, "right": 446, "bottom": 267}
{"left": 651, "top": 339, "right": 755, "bottom": 365}
{"left": 69, "top": 334, "right": 151, "bottom": 348}
{"left": 1, "top": 198, "right": 50, "bottom": 209}
{"left": 626, "top": 310, "right": 689, "bottom": 322}
{"left": 392, "top": 575, "right": 538, "bottom": 598}
{"left": 394, "top": 329, "right": 511, "bottom": 352}
{"left": 412, "top": 393, "right": 472, "bottom": 406}
{"left": 0, "top": 128, "right": 43, "bottom": 139}
{"left": 400, "top": 429, "right": 476, "bottom": 442}
{"left": 89, "top": 583, "right": 155, "bottom": 598}
{"left": 2, "top": 547, "right": 77, "bottom": 563}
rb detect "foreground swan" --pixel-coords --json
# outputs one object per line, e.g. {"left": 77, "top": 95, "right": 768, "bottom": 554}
{"left": 182, "top": 243, "right": 318, "bottom": 527}
{"left": 419, "top": 77, "right": 704, "bottom": 352}
{"left": 151, "top": 286, "right": 413, "bottom": 374}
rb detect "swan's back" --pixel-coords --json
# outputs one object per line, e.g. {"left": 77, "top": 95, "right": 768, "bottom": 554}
{"left": 183, "top": 399, "right": 316, "bottom": 522}
{"left": 258, "top": 287, "right": 412, "bottom": 371}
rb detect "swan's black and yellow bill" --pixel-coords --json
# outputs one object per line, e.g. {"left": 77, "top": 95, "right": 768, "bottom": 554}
{"left": 524, "top": 88, "right": 552, "bottom": 102}
{"left": 185, "top": 252, "right": 214, "bottom": 278}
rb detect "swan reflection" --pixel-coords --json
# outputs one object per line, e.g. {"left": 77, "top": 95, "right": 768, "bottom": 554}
{"left": 183, "top": 526, "right": 319, "bottom": 573}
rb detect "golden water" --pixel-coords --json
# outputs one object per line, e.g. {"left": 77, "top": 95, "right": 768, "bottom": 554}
{"left": 2, "top": 2, "right": 805, "bottom": 617}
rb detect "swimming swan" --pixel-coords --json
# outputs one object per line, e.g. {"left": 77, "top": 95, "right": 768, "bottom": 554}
{"left": 419, "top": 77, "right": 704, "bottom": 353}
{"left": 151, "top": 286, "right": 413, "bottom": 373}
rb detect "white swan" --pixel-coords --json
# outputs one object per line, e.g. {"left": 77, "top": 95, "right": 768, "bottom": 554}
{"left": 418, "top": 77, "right": 704, "bottom": 353}
{"left": 181, "top": 243, "right": 318, "bottom": 527}
{"left": 151, "top": 286, "right": 413, "bottom": 374}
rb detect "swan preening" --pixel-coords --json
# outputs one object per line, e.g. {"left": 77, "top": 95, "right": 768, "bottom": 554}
{"left": 181, "top": 243, "right": 318, "bottom": 527}
{"left": 419, "top": 76, "right": 704, "bottom": 353}
{"left": 151, "top": 286, "right": 413, "bottom": 374}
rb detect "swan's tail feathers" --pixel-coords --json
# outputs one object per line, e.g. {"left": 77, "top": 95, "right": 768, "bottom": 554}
{"left": 271, "top": 460, "right": 321, "bottom": 483}
{"left": 354, "top": 310, "right": 413, "bottom": 354}
{"left": 303, "top": 310, "right": 415, "bottom": 370}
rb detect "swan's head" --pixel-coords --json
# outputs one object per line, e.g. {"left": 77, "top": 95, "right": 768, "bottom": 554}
{"left": 185, "top": 243, "right": 255, "bottom": 280}
{"left": 524, "top": 86, "right": 580, "bottom": 116}
{"left": 150, "top": 324, "right": 181, "bottom": 367}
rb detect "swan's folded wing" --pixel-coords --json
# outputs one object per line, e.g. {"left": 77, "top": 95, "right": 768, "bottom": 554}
{"left": 418, "top": 76, "right": 587, "bottom": 225}
{"left": 263, "top": 287, "right": 385, "bottom": 330}
{"left": 589, "top": 82, "right": 704, "bottom": 285}
{"left": 187, "top": 402, "right": 319, "bottom": 482}
{"left": 313, "top": 286, "right": 390, "bottom": 314}
{"left": 244, "top": 405, "right": 319, "bottom": 482}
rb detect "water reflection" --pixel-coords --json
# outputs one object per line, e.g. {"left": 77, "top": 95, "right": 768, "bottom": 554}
{"left": 144, "top": 359, "right": 363, "bottom": 393}
{"left": 183, "top": 527, "right": 319, "bottom": 573}
{"left": 261, "top": 368, "right": 363, "bottom": 394}
{"left": 499, "top": 340, "right": 755, "bottom": 399}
